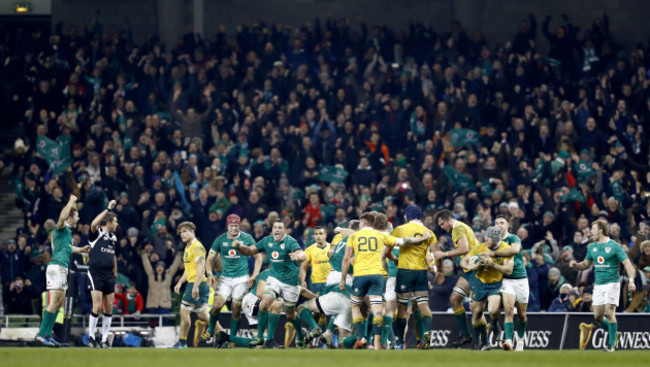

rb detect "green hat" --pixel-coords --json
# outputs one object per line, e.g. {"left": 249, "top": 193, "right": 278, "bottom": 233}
{"left": 30, "top": 249, "right": 42, "bottom": 260}
{"left": 642, "top": 266, "right": 650, "bottom": 272}
{"left": 293, "top": 189, "right": 305, "bottom": 199}
{"left": 615, "top": 141, "right": 622, "bottom": 148}
{"left": 580, "top": 148, "right": 590, "bottom": 156}
{"left": 562, "top": 245, "right": 573, "bottom": 252}
{"left": 150, "top": 218, "right": 166, "bottom": 235}
{"left": 558, "top": 150, "right": 570, "bottom": 159}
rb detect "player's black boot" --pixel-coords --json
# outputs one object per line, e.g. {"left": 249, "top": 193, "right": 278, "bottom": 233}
{"left": 249, "top": 338, "right": 265, "bottom": 348}
{"left": 88, "top": 336, "right": 100, "bottom": 348}
{"left": 452, "top": 334, "right": 473, "bottom": 348}
{"left": 264, "top": 339, "right": 285, "bottom": 349}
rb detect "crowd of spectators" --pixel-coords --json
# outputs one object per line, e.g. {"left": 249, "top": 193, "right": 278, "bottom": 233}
{"left": 1, "top": 12, "right": 650, "bottom": 315}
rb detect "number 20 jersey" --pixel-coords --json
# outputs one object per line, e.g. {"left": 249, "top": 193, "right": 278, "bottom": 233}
{"left": 346, "top": 227, "right": 397, "bottom": 277}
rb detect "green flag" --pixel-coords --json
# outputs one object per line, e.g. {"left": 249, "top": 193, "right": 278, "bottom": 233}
{"left": 574, "top": 160, "right": 595, "bottom": 182}
{"left": 410, "top": 112, "right": 426, "bottom": 137}
{"left": 443, "top": 166, "right": 476, "bottom": 191}
{"left": 560, "top": 188, "right": 586, "bottom": 203}
{"left": 611, "top": 180, "right": 625, "bottom": 202}
{"left": 479, "top": 180, "right": 494, "bottom": 197}
{"left": 449, "top": 128, "right": 479, "bottom": 147}
{"left": 36, "top": 136, "right": 71, "bottom": 176}
{"left": 150, "top": 218, "right": 166, "bottom": 235}
{"left": 318, "top": 165, "right": 349, "bottom": 184}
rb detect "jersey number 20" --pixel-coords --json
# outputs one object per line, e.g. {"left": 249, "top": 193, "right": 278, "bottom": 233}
{"left": 358, "top": 237, "right": 378, "bottom": 252}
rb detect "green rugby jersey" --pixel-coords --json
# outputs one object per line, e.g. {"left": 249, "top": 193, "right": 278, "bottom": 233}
{"left": 329, "top": 236, "right": 353, "bottom": 274}
{"left": 503, "top": 233, "right": 526, "bottom": 279}
{"left": 51, "top": 225, "right": 73, "bottom": 268}
{"left": 211, "top": 231, "right": 256, "bottom": 278}
{"left": 254, "top": 235, "right": 302, "bottom": 286}
{"left": 585, "top": 239, "right": 627, "bottom": 285}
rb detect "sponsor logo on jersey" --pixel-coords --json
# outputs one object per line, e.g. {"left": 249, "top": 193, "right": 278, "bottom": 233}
{"left": 597, "top": 256, "right": 605, "bottom": 264}
{"left": 228, "top": 249, "right": 237, "bottom": 256}
{"left": 271, "top": 251, "right": 279, "bottom": 260}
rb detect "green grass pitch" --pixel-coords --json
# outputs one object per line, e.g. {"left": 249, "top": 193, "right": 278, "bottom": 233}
{"left": 1, "top": 348, "right": 648, "bottom": 367}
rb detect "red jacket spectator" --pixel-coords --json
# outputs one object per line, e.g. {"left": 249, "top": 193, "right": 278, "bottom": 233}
{"left": 114, "top": 284, "right": 144, "bottom": 315}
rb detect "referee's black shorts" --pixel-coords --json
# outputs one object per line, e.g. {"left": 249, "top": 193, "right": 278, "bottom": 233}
{"left": 88, "top": 268, "right": 116, "bottom": 294}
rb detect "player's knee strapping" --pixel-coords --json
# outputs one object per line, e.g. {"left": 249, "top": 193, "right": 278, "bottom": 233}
{"left": 263, "top": 289, "right": 277, "bottom": 300}
{"left": 415, "top": 295, "right": 429, "bottom": 305}
{"left": 283, "top": 302, "right": 296, "bottom": 312}
{"left": 397, "top": 296, "right": 410, "bottom": 305}
{"left": 453, "top": 286, "right": 469, "bottom": 298}
{"left": 351, "top": 297, "right": 363, "bottom": 306}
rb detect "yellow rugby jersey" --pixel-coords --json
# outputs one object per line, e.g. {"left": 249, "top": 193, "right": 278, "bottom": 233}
{"left": 347, "top": 228, "right": 397, "bottom": 277}
{"left": 391, "top": 221, "right": 437, "bottom": 270}
{"left": 468, "top": 241, "right": 512, "bottom": 284}
{"left": 184, "top": 238, "right": 208, "bottom": 283}
{"left": 451, "top": 220, "right": 480, "bottom": 272}
{"left": 305, "top": 242, "right": 331, "bottom": 283}
{"left": 331, "top": 233, "right": 345, "bottom": 248}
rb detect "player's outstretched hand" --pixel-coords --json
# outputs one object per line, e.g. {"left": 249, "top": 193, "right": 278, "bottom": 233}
{"left": 569, "top": 260, "right": 577, "bottom": 269}
{"left": 432, "top": 250, "right": 445, "bottom": 260}
{"left": 80, "top": 245, "right": 91, "bottom": 253}
{"left": 289, "top": 252, "right": 299, "bottom": 261}
{"left": 107, "top": 200, "right": 117, "bottom": 210}
{"left": 69, "top": 195, "right": 78, "bottom": 203}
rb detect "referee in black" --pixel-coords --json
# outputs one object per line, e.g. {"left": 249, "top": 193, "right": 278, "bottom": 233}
{"left": 87, "top": 200, "right": 119, "bottom": 348}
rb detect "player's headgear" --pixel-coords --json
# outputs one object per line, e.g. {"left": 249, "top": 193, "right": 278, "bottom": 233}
{"left": 486, "top": 226, "right": 502, "bottom": 244}
{"left": 404, "top": 204, "right": 422, "bottom": 221}
{"left": 226, "top": 214, "right": 241, "bottom": 225}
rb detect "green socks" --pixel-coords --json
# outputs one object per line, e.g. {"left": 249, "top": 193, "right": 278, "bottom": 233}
{"left": 38, "top": 310, "right": 55, "bottom": 337}
{"left": 267, "top": 314, "right": 280, "bottom": 341}
{"left": 353, "top": 316, "right": 365, "bottom": 340}
{"left": 372, "top": 316, "right": 384, "bottom": 337}
{"left": 343, "top": 335, "right": 357, "bottom": 349}
{"left": 454, "top": 307, "right": 469, "bottom": 336}
{"left": 517, "top": 320, "right": 527, "bottom": 339}
{"left": 300, "top": 308, "right": 319, "bottom": 330}
{"left": 230, "top": 335, "right": 254, "bottom": 347}
{"left": 291, "top": 317, "right": 304, "bottom": 340}
{"left": 609, "top": 322, "right": 618, "bottom": 347}
{"left": 421, "top": 313, "right": 432, "bottom": 336}
{"left": 230, "top": 318, "right": 240, "bottom": 336}
{"left": 257, "top": 311, "right": 269, "bottom": 339}
{"left": 393, "top": 317, "right": 407, "bottom": 345}
{"left": 505, "top": 321, "right": 514, "bottom": 340}
{"left": 208, "top": 313, "right": 218, "bottom": 334}
{"left": 381, "top": 316, "right": 393, "bottom": 345}
{"left": 480, "top": 324, "right": 488, "bottom": 344}
{"left": 327, "top": 317, "right": 336, "bottom": 332}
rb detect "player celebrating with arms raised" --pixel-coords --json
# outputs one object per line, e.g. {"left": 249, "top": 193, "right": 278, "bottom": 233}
{"left": 434, "top": 209, "right": 480, "bottom": 347}
{"left": 570, "top": 221, "right": 636, "bottom": 352}
{"left": 35, "top": 195, "right": 90, "bottom": 347}
{"left": 172, "top": 222, "right": 210, "bottom": 349}
{"left": 202, "top": 214, "right": 262, "bottom": 343}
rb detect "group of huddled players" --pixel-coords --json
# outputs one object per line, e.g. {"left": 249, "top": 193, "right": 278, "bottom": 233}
{"left": 35, "top": 196, "right": 637, "bottom": 352}
{"left": 179, "top": 205, "right": 532, "bottom": 351}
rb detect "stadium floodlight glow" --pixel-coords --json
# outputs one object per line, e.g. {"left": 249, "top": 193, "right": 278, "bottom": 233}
{"left": 14, "top": 1, "right": 32, "bottom": 13}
